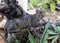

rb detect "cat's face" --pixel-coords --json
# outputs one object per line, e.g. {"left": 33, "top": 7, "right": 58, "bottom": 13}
{"left": 36, "top": 9, "right": 45, "bottom": 20}
{"left": 0, "top": 0, "right": 8, "bottom": 10}
{"left": 0, "top": 0, "right": 18, "bottom": 11}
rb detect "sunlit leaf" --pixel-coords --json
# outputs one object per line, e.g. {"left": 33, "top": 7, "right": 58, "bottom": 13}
{"left": 57, "top": 0, "right": 60, "bottom": 3}
{"left": 42, "top": 4, "right": 48, "bottom": 9}
{"left": 47, "top": 35, "right": 58, "bottom": 40}
{"left": 52, "top": 36, "right": 59, "bottom": 43}
{"left": 44, "top": 0, "right": 50, "bottom": 3}
{"left": 50, "top": 2, "right": 55, "bottom": 12}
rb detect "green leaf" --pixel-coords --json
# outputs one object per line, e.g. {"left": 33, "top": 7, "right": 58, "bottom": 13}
{"left": 37, "top": 0, "right": 42, "bottom": 4}
{"left": 57, "top": 26, "right": 60, "bottom": 32}
{"left": 52, "top": 35, "right": 59, "bottom": 43}
{"left": 28, "top": 30, "right": 36, "bottom": 43}
{"left": 50, "top": 2, "right": 55, "bottom": 12}
{"left": 12, "top": 33, "right": 20, "bottom": 43}
{"left": 51, "top": 24, "right": 58, "bottom": 32}
{"left": 47, "top": 33, "right": 58, "bottom": 36}
{"left": 42, "top": 4, "right": 48, "bottom": 9}
{"left": 47, "top": 29, "right": 58, "bottom": 35}
{"left": 47, "top": 35, "right": 58, "bottom": 40}
{"left": 44, "top": 0, "right": 50, "bottom": 3}
{"left": 57, "top": 0, "right": 60, "bottom": 3}
{"left": 40, "top": 19, "right": 50, "bottom": 43}
{"left": 29, "top": 0, "right": 38, "bottom": 8}
{"left": 47, "top": 29, "right": 54, "bottom": 33}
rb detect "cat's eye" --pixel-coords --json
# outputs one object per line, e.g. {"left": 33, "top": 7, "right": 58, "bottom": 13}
{"left": 1, "top": 1, "right": 3, "bottom": 3}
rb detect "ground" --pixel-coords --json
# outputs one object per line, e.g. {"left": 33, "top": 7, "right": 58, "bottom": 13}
{"left": 0, "top": 10, "right": 60, "bottom": 43}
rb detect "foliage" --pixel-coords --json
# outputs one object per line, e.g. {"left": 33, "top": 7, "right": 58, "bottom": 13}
{"left": 41, "top": 0, "right": 60, "bottom": 12}
{"left": 40, "top": 19, "right": 50, "bottom": 43}
{"left": 28, "top": 30, "right": 36, "bottom": 43}
{"left": 11, "top": 33, "right": 20, "bottom": 43}
{"left": 40, "top": 21, "right": 60, "bottom": 43}
{"left": 28, "top": 0, "right": 60, "bottom": 12}
{"left": 28, "top": 0, "right": 41, "bottom": 9}
{"left": 6, "top": 33, "right": 20, "bottom": 43}
{"left": 46, "top": 24, "right": 60, "bottom": 43}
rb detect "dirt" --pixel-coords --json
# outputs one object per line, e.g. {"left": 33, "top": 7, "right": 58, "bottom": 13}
{"left": 43, "top": 11, "right": 60, "bottom": 22}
